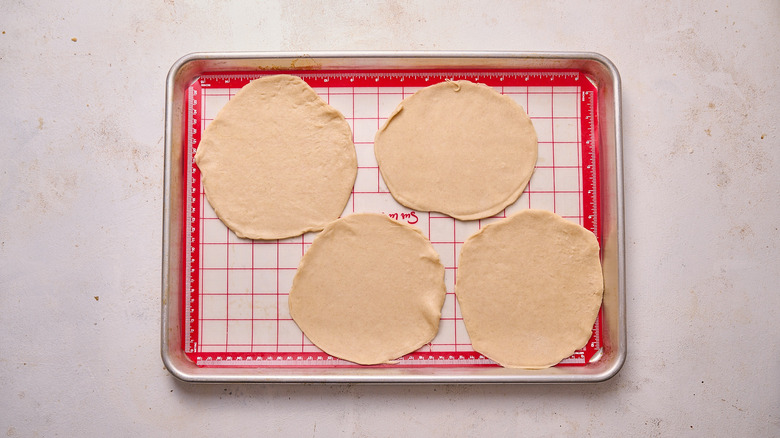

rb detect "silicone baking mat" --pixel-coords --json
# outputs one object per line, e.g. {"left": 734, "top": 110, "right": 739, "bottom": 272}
{"left": 181, "top": 69, "right": 602, "bottom": 367}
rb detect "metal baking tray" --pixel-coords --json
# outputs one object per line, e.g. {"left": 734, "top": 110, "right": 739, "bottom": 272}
{"left": 161, "top": 51, "right": 625, "bottom": 383}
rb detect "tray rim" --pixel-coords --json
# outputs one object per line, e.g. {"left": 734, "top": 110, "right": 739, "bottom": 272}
{"left": 162, "top": 50, "right": 625, "bottom": 383}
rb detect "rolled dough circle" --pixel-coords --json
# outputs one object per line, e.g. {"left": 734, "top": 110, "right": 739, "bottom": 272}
{"left": 374, "top": 80, "right": 537, "bottom": 220}
{"left": 455, "top": 210, "right": 603, "bottom": 369}
{"left": 289, "top": 213, "right": 446, "bottom": 365}
{"left": 194, "top": 74, "right": 357, "bottom": 240}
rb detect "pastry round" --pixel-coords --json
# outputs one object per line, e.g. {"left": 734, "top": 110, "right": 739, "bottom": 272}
{"left": 194, "top": 74, "right": 357, "bottom": 240}
{"left": 289, "top": 213, "right": 446, "bottom": 365}
{"left": 374, "top": 80, "right": 537, "bottom": 220}
{"left": 455, "top": 209, "right": 603, "bottom": 369}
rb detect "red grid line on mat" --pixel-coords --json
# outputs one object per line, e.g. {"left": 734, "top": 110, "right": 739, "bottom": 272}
{"left": 183, "top": 69, "right": 602, "bottom": 366}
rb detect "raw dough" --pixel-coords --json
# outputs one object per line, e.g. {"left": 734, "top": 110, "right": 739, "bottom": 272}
{"left": 194, "top": 74, "right": 357, "bottom": 240}
{"left": 455, "top": 209, "right": 603, "bottom": 369}
{"left": 289, "top": 213, "right": 446, "bottom": 365}
{"left": 374, "top": 80, "right": 537, "bottom": 220}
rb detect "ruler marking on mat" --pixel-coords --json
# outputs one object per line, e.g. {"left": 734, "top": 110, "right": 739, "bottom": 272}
{"left": 582, "top": 89, "right": 599, "bottom": 237}
{"left": 196, "top": 354, "right": 497, "bottom": 367}
{"left": 183, "top": 79, "right": 204, "bottom": 354}
{"left": 199, "top": 70, "right": 581, "bottom": 88}
{"left": 183, "top": 84, "right": 195, "bottom": 352}
{"left": 580, "top": 87, "right": 603, "bottom": 358}
{"left": 183, "top": 69, "right": 602, "bottom": 367}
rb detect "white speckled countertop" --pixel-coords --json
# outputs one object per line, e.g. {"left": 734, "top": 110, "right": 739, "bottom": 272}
{"left": 1, "top": 1, "right": 778, "bottom": 436}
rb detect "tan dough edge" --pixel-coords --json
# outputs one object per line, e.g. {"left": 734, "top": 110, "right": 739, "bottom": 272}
{"left": 455, "top": 209, "right": 604, "bottom": 369}
{"left": 288, "top": 213, "right": 447, "bottom": 365}
{"left": 373, "top": 81, "right": 538, "bottom": 221}
{"left": 492, "top": 289, "right": 602, "bottom": 369}
{"left": 205, "top": 144, "right": 357, "bottom": 241}
{"left": 194, "top": 75, "right": 358, "bottom": 240}
{"left": 194, "top": 74, "right": 311, "bottom": 164}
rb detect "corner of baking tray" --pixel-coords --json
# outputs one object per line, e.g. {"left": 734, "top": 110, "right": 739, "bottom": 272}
{"left": 160, "top": 344, "right": 188, "bottom": 382}
{"left": 166, "top": 52, "right": 207, "bottom": 84}
{"left": 161, "top": 355, "right": 202, "bottom": 383}
{"left": 582, "top": 52, "right": 621, "bottom": 81}
{"left": 160, "top": 327, "right": 203, "bottom": 383}
{"left": 166, "top": 53, "right": 195, "bottom": 102}
{"left": 591, "top": 347, "right": 627, "bottom": 383}
{"left": 589, "top": 51, "right": 623, "bottom": 145}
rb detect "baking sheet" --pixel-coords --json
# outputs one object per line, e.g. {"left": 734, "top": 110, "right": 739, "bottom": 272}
{"left": 162, "top": 52, "right": 625, "bottom": 382}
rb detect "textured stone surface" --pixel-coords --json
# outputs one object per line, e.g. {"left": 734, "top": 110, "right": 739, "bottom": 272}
{"left": 1, "top": 1, "right": 778, "bottom": 436}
